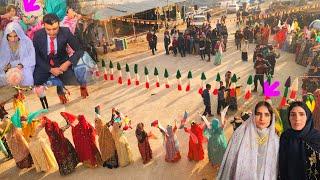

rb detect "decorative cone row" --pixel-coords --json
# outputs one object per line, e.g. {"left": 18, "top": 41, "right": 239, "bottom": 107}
{"left": 97, "top": 62, "right": 302, "bottom": 105}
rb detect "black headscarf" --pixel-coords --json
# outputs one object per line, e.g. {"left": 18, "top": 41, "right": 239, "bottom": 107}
{"left": 279, "top": 101, "right": 320, "bottom": 180}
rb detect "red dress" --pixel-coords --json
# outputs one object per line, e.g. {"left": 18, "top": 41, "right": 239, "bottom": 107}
{"left": 72, "top": 115, "right": 101, "bottom": 167}
{"left": 44, "top": 117, "right": 78, "bottom": 175}
{"left": 136, "top": 129, "right": 152, "bottom": 164}
{"left": 187, "top": 124, "right": 204, "bottom": 161}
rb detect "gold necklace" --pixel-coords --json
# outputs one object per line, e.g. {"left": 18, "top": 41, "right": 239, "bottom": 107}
{"left": 256, "top": 134, "right": 268, "bottom": 145}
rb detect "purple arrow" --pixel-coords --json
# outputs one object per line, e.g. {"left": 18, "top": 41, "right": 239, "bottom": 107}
{"left": 23, "top": 0, "right": 40, "bottom": 13}
{"left": 264, "top": 80, "right": 281, "bottom": 97}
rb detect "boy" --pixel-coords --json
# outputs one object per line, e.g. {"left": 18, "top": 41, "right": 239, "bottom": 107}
{"left": 202, "top": 84, "right": 213, "bottom": 117}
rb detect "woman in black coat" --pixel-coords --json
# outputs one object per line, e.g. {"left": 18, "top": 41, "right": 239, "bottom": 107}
{"left": 279, "top": 101, "right": 320, "bottom": 180}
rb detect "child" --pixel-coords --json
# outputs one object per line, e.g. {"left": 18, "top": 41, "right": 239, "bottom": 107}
{"left": 33, "top": 85, "right": 49, "bottom": 109}
{"left": 241, "top": 40, "right": 249, "bottom": 61}
{"left": 217, "top": 81, "right": 226, "bottom": 115}
{"left": 202, "top": 84, "right": 213, "bottom": 117}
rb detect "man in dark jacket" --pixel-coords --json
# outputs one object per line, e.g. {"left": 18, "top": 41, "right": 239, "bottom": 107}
{"left": 178, "top": 32, "right": 186, "bottom": 57}
{"left": 253, "top": 54, "right": 269, "bottom": 94}
{"left": 202, "top": 84, "right": 213, "bottom": 117}
{"left": 164, "top": 31, "right": 171, "bottom": 55}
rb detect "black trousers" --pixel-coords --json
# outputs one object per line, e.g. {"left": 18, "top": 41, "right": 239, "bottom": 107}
{"left": 178, "top": 46, "right": 186, "bottom": 57}
{"left": 200, "top": 49, "right": 206, "bottom": 60}
{"left": 236, "top": 42, "right": 241, "bottom": 50}
{"left": 165, "top": 44, "right": 169, "bottom": 55}
{"left": 254, "top": 74, "right": 264, "bottom": 92}
{"left": 206, "top": 50, "right": 211, "bottom": 61}
{"left": 40, "top": 96, "right": 49, "bottom": 109}
{"left": 203, "top": 105, "right": 212, "bottom": 116}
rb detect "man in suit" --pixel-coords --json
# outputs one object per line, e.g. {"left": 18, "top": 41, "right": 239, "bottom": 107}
{"left": 33, "top": 13, "right": 85, "bottom": 103}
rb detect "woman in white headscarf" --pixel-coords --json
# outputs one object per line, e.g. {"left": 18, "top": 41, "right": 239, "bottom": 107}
{"left": 217, "top": 101, "right": 279, "bottom": 180}
{"left": 0, "top": 22, "right": 35, "bottom": 86}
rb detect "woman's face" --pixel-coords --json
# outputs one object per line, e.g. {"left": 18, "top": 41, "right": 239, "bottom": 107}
{"left": 7, "top": 31, "right": 18, "bottom": 43}
{"left": 9, "top": 8, "right": 16, "bottom": 17}
{"left": 255, "top": 106, "right": 272, "bottom": 130}
{"left": 289, "top": 106, "right": 307, "bottom": 131}
{"left": 67, "top": 8, "right": 76, "bottom": 18}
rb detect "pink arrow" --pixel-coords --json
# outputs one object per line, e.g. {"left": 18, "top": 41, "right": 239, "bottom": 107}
{"left": 264, "top": 80, "right": 281, "bottom": 97}
{"left": 23, "top": 0, "right": 40, "bottom": 13}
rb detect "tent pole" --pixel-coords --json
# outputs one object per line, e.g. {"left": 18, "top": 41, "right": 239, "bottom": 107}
{"left": 132, "top": 14, "right": 136, "bottom": 40}
{"left": 104, "top": 21, "right": 109, "bottom": 42}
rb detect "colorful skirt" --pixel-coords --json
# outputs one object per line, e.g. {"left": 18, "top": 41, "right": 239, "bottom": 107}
{"left": 16, "top": 154, "right": 33, "bottom": 169}
{"left": 138, "top": 139, "right": 152, "bottom": 164}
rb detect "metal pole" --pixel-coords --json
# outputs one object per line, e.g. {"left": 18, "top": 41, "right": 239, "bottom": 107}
{"left": 165, "top": 0, "right": 169, "bottom": 28}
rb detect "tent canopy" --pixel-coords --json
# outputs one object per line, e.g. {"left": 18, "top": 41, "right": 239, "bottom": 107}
{"left": 93, "top": 0, "right": 185, "bottom": 20}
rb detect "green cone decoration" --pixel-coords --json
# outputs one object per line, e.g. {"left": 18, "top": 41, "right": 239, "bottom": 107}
{"left": 176, "top": 70, "right": 182, "bottom": 91}
{"left": 154, "top": 67, "right": 160, "bottom": 87}
{"left": 213, "top": 73, "right": 221, "bottom": 95}
{"left": 102, "top": 60, "right": 107, "bottom": 80}
{"left": 134, "top": 64, "right": 139, "bottom": 86}
{"left": 109, "top": 61, "right": 114, "bottom": 80}
{"left": 186, "top": 71, "right": 192, "bottom": 91}
{"left": 125, "top": 64, "right": 131, "bottom": 86}
{"left": 117, "top": 62, "right": 122, "bottom": 84}
{"left": 125, "top": 64, "right": 130, "bottom": 72}
{"left": 164, "top": 69, "right": 170, "bottom": 88}
{"left": 199, "top": 72, "right": 206, "bottom": 94}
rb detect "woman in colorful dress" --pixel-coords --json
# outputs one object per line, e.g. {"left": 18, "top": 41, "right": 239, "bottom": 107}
{"left": 184, "top": 122, "right": 204, "bottom": 161}
{"left": 111, "top": 122, "right": 133, "bottom": 167}
{"left": 214, "top": 40, "right": 223, "bottom": 65}
{"left": 71, "top": 115, "right": 102, "bottom": 168}
{"left": 217, "top": 101, "right": 279, "bottom": 179}
{"left": 160, "top": 122, "right": 181, "bottom": 163}
{"left": 279, "top": 101, "right": 320, "bottom": 179}
{"left": 0, "top": 22, "right": 35, "bottom": 86}
{"left": 205, "top": 118, "right": 227, "bottom": 167}
{"left": 5, "top": 118, "right": 33, "bottom": 168}
{"left": 313, "top": 89, "right": 320, "bottom": 131}
{"left": 44, "top": 116, "right": 78, "bottom": 175}
{"left": 28, "top": 118, "right": 58, "bottom": 172}
{"left": 0, "top": 116, "right": 13, "bottom": 159}
{"left": 135, "top": 122, "right": 152, "bottom": 164}
{"left": 95, "top": 116, "right": 118, "bottom": 168}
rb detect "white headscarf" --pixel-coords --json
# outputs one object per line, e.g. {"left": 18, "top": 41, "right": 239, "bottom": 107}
{"left": 0, "top": 22, "right": 35, "bottom": 86}
{"left": 217, "top": 113, "right": 279, "bottom": 180}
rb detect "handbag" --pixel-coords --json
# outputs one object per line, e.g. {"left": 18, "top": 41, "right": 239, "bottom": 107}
{"left": 73, "top": 51, "right": 98, "bottom": 85}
